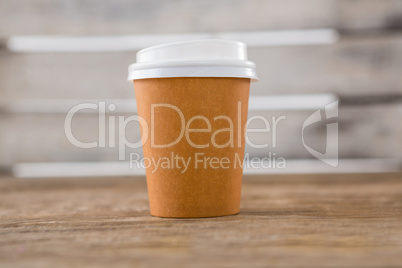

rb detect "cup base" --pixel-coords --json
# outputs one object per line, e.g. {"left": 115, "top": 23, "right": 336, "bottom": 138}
{"left": 150, "top": 210, "right": 240, "bottom": 219}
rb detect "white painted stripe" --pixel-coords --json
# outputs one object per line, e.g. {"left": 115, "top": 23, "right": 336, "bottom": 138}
{"left": 13, "top": 162, "right": 146, "bottom": 178}
{"left": 249, "top": 94, "right": 338, "bottom": 111}
{"left": 12, "top": 158, "right": 401, "bottom": 179}
{"left": 219, "top": 29, "right": 339, "bottom": 47}
{"left": 0, "top": 94, "right": 338, "bottom": 114}
{"left": 7, "top": 29, "right": 339, "bottom": 53}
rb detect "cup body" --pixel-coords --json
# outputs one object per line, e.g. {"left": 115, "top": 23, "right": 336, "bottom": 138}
{"left": 134, "top": 77, "right": 250, "bottom": 218}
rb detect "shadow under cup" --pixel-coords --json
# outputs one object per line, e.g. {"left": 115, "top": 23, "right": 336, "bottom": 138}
{"left": 134, "top": 77, "right": 250, "bottom": 218}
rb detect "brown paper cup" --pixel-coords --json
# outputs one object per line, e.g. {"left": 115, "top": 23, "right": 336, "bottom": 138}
{"left": 134, "top": 77, "right": 250, "bottom": 218}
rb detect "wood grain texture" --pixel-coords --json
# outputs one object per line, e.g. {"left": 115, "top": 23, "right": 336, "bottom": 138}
{"left": 0, "top": 0, "right": 335, "bottom": 36}
{"left": 1, "top": 103, "right": 401, "bottom": 165}
{"left": 1, "top": 34, "right": 402, "bottom": 101}
{"left": 0, "top": 173, "right": 401, "bottom": 267}
{"left": 1, "top": 0, "right": 402, "bottom": 37}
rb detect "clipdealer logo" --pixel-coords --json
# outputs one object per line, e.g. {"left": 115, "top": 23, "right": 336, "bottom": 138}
{"left": 302, "top": 101, "right": 339, "bottom": 167}
{"left": 64, "top": 101, "right": 285, "bottom": 154}
{"left": 64, "top": 100, "right": 339, "bottom": 171}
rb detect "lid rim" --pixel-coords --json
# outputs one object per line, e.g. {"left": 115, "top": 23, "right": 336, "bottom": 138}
{"left": 128, "top": 60, "right": 256, "bottom": 72}
{"left": 128, "top": 65, "right": 258, "bottom": 81}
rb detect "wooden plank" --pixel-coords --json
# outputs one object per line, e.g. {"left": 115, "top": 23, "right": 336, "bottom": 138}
{"left": 1, "top": 0, "right": 402, "bottom": 37}
{"left": 0, "top": 0, "right": 335, "bottom": 37}
{"left": 1, "top": 34, "right": 402, "bottom": 99}
{"left": 0, "top": 103, "right": 401, "bottom": 165}
{"left": 0, "top": 173, "right": 401, "bottom": 267}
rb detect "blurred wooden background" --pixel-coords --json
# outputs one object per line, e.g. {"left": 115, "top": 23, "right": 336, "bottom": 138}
{"left": 0, "top": 0, "right": 401, "bottom": 169}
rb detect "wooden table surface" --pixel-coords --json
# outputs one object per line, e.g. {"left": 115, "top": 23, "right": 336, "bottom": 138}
{"left": 0, "top": 173, "right": 401, "bottom": 267}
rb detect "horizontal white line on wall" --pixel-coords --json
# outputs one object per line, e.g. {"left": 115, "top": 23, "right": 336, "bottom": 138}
{"left": 0, "top": 94, "right": 338, "bottom": 114}
{"left": 12, "top": 158, "right": 402, "bottom": 179}
{"left": 7, "top": 29, "right": 339, "bottom": 53}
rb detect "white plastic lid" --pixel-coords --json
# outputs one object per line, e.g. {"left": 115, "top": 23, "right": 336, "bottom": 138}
{"left": 127, "top": 39, "right": 258, "bottom": 81}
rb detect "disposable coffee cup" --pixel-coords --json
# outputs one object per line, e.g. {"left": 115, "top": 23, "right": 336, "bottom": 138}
{"left": 128, "top": 40, "right": 258, "bottom": 218}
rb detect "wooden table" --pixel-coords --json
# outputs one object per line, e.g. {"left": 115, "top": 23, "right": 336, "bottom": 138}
{"left": 0, "top": 173, "right": 401, "bottom": 267}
